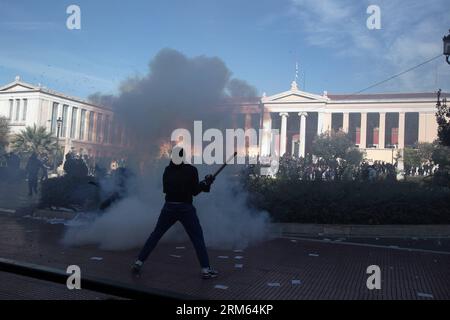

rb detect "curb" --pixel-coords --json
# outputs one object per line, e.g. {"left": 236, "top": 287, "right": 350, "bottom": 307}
{"left": 270, "top": 223, "right": 450, "bottom": 238}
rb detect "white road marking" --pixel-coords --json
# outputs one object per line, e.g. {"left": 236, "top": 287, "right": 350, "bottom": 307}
{"left": 214, "top": 285, "right": 228, "bottom": 290}
{"left": 170, "top": 255, "right": 182, "bottom": 258}
{"left": 292, "top": 280, "right": 302, "bottom": 285}
{"left": 234, "top": 264, "right": 243, "bottom": 268}
{"left": 0, "top": 208, "right": 16, "bottom": 214}
{"left": 90, "top": 257, "right": 103, "bottom": 261}
{"left": 267, "top": 282, "right": 281, "bottom": 287}
{"left": 417, "top": 292, "right": 434, "bottom": 299}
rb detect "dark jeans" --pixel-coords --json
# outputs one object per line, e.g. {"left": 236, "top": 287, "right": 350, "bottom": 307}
{"left": 28, "top": 176, "right": 38, "bottom": 195}
{"left": 138, "top": 202, "right": 210, "bottom": 268}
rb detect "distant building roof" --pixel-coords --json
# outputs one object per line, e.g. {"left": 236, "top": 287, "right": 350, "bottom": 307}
{"left": 328, "top": 92, "right": 448, "bottom": 101}
{"left": 0, "top": 76, "right": 112, "bottom": 111}
{"left": 222, "top": 92, "right": 449, "bottom": 105}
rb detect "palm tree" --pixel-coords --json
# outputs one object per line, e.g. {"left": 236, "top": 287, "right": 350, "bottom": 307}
{"left": 11, "top": 125, "right": 56, "bottom": 156}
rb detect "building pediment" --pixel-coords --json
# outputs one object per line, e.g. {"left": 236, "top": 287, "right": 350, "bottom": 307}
{"left": 268, "top": 92, "right": 325, "bottom": 103}
{"left": 262, "top": 83, "right": 329, "bottom": 104}
{"left": 0, "top": 77, "right": 39, "bottom": 92}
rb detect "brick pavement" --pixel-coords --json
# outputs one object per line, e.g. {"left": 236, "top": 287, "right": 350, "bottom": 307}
{"left": 0, "top": 214, "right": 449, "bottom": 300}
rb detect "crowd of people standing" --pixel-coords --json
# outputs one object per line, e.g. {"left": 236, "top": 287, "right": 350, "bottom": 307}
{"left": 404, "top": 163, "right": 439, "bottom": 177}
{"left": 0, "top": 151, "right": 126, "bottom": 197}
{"left": 257, "top": 155, "right": 400, "bottom": 182}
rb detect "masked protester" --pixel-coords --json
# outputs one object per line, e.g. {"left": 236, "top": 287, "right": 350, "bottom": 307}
{"left": 132, "top": 147, "right": 218, "bottom": 279}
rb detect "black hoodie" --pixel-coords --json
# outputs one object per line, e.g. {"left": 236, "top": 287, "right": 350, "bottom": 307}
{"left": 163, "top": 162, "right": 210, "bottom": 204}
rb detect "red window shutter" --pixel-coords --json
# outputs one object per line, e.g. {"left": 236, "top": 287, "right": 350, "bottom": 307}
{"left": 373, "top": 127, "right": 379, "bottom": 145}
{"left": 392, "top": 128, "right": 398, "bottom": 145}
{"left": 356, "top": 127, "right": 361, "bottom": 145}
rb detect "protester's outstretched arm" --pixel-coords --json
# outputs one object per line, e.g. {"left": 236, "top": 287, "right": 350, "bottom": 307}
{"left": 193, "top": 169, "right": 215, "bottom": 196}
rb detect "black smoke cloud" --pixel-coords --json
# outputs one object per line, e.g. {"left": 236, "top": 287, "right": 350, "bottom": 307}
{"left": 89, "top": 48, "right": 258, "bottom": 155}
{"left": 227, "top": 78, "right": 258, "bottom": 99}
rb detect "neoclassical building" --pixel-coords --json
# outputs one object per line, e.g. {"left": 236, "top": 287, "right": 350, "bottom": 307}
{"left": 230, "top": 81, "right": 447, "bottom": 164}
{"left": 0, "top": 77, "right": 131, "bottom": 160}
{"left": 1, "top": 77, "right": 446, "bottom": 165}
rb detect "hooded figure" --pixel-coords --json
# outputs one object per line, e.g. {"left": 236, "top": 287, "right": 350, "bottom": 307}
{"left": 132, "top": 147, "right": 218, "bottom": 279}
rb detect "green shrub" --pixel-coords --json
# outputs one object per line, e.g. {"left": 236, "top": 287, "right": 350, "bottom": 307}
{"left": 245, "top": 178, "right": 450, "bottom": 225}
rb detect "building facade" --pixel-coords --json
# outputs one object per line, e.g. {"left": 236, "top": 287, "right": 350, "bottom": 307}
{"left": 1, "top": 77, "right": 446, "bottom": 166}
{"left": 0, "top": 77, "right": 131, "bottom": 161}
{"left": 231, "top": 81, "right": 447, "bottom": 164}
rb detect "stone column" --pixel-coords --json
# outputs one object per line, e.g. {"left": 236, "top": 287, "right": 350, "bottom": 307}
{"left": 379, "top": 112, "right": 386, "bottom": 149}
{"left": 245, "top": 113, "right": 252, "bottom": 130}
{"left": 73, "top": 108, "right": 80, "bottom": 141}
{"left": 343, "top": 112, "right": 350, "bottom": 133}
{"left": 298, "top": 112, "right": 308, "bottom": 158}
{"left": 323, "top": 113, "right": 332, "bottom": 134}
{"left": 360, "top": 112, "right": 367, "bottom": 149}
{"left": 64, "top": 106, "right": 73, "bottom": 154}
{"left": 57, "top": 103, "right": 62, "bottom": 118}
{"left": 92, "top": 112, "right": 98, "bottom": 143}
{"left": 317, "top": 112, "right": 324, "bottom": 135}
{"left": 279, "top": 112, "right": 289, "bottom": 156}
{"left": 66, "top": 106, "right": 73, "bottom": 140}
{"left": 244, "top": 113, "right": 252, "bottom": 155}
{"left": 398, "top": 112, "right": 406, "bottom": 149}
{"left": 88, "top": 111, "right": 94, "bottom": 142}
{"left": 260, "top": 111, "right": 272, "bottom": 156}
{"left": 418, "top": 113, "right": 427, "bottom": 143}
{"left": 85, "top": 111, "right": 91, "bottom": 142}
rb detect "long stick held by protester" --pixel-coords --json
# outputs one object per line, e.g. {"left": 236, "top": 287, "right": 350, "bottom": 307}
{"left": 212, "top": 152, "right": 238, "bottom": 179}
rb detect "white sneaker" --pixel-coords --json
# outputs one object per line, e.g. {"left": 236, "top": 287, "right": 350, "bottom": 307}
{"left": 201, "top": 267, "right": 219, "bottom": 279}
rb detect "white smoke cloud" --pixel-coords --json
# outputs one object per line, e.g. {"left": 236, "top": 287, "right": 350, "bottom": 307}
{"left": 62, "top": 163, "right": 270, "bottom": 251}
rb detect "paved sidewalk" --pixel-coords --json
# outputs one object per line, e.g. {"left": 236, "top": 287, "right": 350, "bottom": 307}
{"left": 0, "top": 214, "right": 449, "bottom": 300}
{"left": 0, "top": 180, "right": 38, "bottom": 212}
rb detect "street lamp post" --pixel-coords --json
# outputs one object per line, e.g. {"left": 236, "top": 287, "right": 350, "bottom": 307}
{"left": 54, "top": 117, "right": 63, "bottom": 173}
{"left": 444, "top": 30, "right": 450, "bottom": 65}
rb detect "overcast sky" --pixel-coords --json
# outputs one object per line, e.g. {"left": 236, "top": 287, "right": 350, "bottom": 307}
{"left": 0, "top": 0, "right": 449, "bottom": 98}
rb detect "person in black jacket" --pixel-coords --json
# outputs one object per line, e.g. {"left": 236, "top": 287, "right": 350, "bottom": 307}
{"left": 132, "top": 147, "right": 218, "bottom": 279}
{"left": 25, "top": 152, "right": 43, "bottom": 196}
